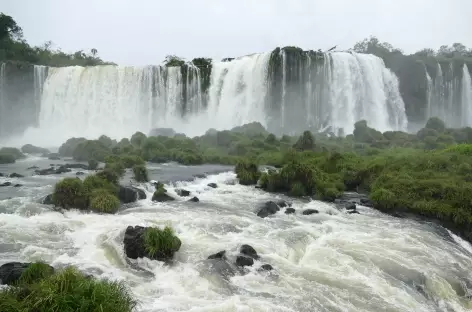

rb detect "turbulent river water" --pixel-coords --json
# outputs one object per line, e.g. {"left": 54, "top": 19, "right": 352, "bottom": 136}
{"left": 1, "top": 156, "right": 472, "bottom": 312}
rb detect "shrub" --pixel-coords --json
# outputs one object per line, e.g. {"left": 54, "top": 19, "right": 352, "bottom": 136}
{"left": 120, "top": 155, "right": 145, "bottom": 168}
{"left": 89, "top": 189, "right": 120, "bottom": 213}
{"left": 143, "top": 226, "right": 182, "bottom": 259}
{"left": 96, "top": 169, "right": 120, "bottom": 185}
{"left": 21, "top": 144, "right": 49, "bottom": 154}
{"left": 58, "top": 137, "right": 87, "bottom": 156}
{"left": 88, "top": 159, "right": 99, "bottom": 170}
{"left": 0, "top": 266, "right": 137, "bottom": 312}
{"left": 72, "top": 140, "right": 111, "bottom": 162}
{"left": 132, "top": 165, "right": 148, "bottom": 182}
{"left": 83, "top": 174, "right": 118, "bottom": 195}
{"left": 235, "top": 161, "right": 260, "bottom": 185}
{"left": 130, "top": 132, "right": 147, "bottom": 147}
{"left": 52, "top": 178, "right": 87, "bottom": 209}
{"left": 0, "top": 147, "right": 25, "bottom": 163}
{"left": 0, "top": 153, "right": 15, "bottom": 164}
{"left": 105, "top": 161, "right": 126, "bottom": 177}
{"left": 17, "top": 262, "right": 55, "bottom": 285}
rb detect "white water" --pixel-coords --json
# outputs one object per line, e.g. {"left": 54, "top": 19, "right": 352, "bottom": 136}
{"left": 328, "top": 52, "right": 407, "bottom": 134}
{"left": 462, "top": 65, "right": 472, "bottom": 126}
{"left": 1, "top": 162, "right": 472, "bottom": 311}
{"left": 33, "top": 65, "right": 48, "bottom": 126}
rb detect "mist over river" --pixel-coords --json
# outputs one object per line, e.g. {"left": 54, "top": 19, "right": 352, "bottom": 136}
{"left": 0, "top": 156, "right": 472, "bottom": 311}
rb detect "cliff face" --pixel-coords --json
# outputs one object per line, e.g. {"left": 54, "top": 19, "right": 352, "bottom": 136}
{"left": 0, "top": 48, "right": 471, "bottom": 141}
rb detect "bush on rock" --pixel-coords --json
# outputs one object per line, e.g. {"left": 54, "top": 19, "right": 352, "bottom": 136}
{"left": 89, "top": 189, "right": 120, "bottom": 213}
{"left": 132, "top": 164, "right": 148, "bottom": 182}
{"left": 52, "top": 178, "right": 88, "bottom": 209}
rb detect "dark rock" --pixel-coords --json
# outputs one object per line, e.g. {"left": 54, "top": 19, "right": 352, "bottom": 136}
{"left": 258, "top": 264, "right": 273, "bottom": 271}
{"left": 123, "top": 225, "right": 181, "bottom": 262}
{"left": 208, "top": 250, "right": 226, "bottom": 260}
{"left": 27, "top": 166, "right": 39, "bottom": 170}
{"left": 47, "top": 153, "right": 61, "bottom": 160}
{"left": 0, "top": 262, "right": 54, "bottom": 286}
{"left": 175, "top": 189, "right": 190, "bottom": 197}
{"left": 235, "top": 255, "right": 254, "bottom": 267}
{"left": 149, "top": 127, "right": 176, "bottom": 137}
{"left": 42, "top": 194, "right": 54, "bottom": 205}
{"left": 348, "top": 210, "right": 360, "bottom": 214}
{"left": 207, "top": 183, "right": 218, "bottom": 188}
{"left": 64, "top": 163, "right": 89, "bottom": 170}
{"left": 240, "top": 244, "right": 260, "bottom": 260}
{"left": 118, "top": 186, "right": 147, "bottom": 204}
{"left": 14, "top": 184, "right": 22, "bottom": 187}
{"left": 360, "top": 198, "right": 373, "bottom": 207}
{"left": 203, "top": 258, "right": 236, "bottom": 278}
{"left": 9, "top": 173, "right": 24, "bottom": 178}
{"left": 0, "top": 182, "right": 12, "bottom": 187}
{"left": 0, "top": 173, "right": 3, "bottom": 177}
{"left": 76, "top": 171, "right": 85, "bottom": 176}
{"left": 194, "top": 174, "right": 207, "bottom": 179}
{"left": 285, "top": 208, "right": 296, "bottom": 214}
{"left": 189, "top": 196, "right": 200, "bottom": 202}
{"left": 276, "top": 200, "right": 291, "bottom": 208}
{"left": 34, "top": 166, "right": 72, "bottom": 175}
{"left": 345, "top": 203, "right": 357, "bottom": 210}
{"left": 302, "top": 209, "right": 319, "bottom": 215}
{"left": 256, "top": 201, "right": 280, "bottom": 218}
{"left": 152, "top": 191, "right": 175, "bottom": 202}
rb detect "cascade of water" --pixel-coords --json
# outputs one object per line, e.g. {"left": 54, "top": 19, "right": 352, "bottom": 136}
{"left": 327, "top": 52, "right": 407, "bottom": 134}
{"left": 425, "top": 65, "right": 433, "bottom": 120}
{"left": 33, "top": 65, "right": 48, "bottom": 126}
{"left": 280, "top": 50, "right": 287, "bottom": 129}
{"left": 462, "top": 64, "right": 472, "bottom": 126}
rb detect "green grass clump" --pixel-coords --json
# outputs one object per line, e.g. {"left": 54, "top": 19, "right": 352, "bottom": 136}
{"left": 143, "top": 226, "right": 181, "bottom": 259}
{"left": 52, "top": 178, "right": 88, "bottom": 209}
{"left": 83, "top": 174, "right": 118, "bottom": 195}
{"left": 0, "top": 266, "right": 137, "bottom": 312}
{"left": 89, "top": 189, "right": 121, "bottom": 213}
{"left": 17, "top": 262, "right": 54, "bottom": 285}
{"left": 235, "top": 161, "right": 261, "bottom": 185}
{"left": 132, "top": 164, "right": 149, "bottom": 182}
{"left": 88, "top": 159, "right": 99, "bottom": 170}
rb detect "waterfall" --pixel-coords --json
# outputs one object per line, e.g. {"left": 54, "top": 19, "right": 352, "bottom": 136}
{"left": 462, "top": 64, "right": 472, "bottom": 126}
{"left": 425, "top": 65, "right": 433, "bottom": 120}
{"left": 327, "top": 52, "right": 407, "bottom": 134}
{"left": 33, "top": 65, "right": 48, "bottom": 126}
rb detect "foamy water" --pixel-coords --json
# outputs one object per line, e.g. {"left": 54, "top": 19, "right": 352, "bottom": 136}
{"left": 1, "top": 161, "right": 472, "bottom": 311}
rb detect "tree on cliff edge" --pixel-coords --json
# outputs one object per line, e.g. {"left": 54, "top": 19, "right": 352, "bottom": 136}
{"left": 0, "top": 13, "right": 23, "bottom": 41}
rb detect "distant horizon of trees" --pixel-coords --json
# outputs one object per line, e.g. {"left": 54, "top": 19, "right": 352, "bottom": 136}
{"left": 1, "top": 12, "right": 471, "bottom": 68}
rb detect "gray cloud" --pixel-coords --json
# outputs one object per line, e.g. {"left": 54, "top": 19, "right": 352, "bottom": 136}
{"left": 2, "top": 0, "right": 471, "bottom": 65}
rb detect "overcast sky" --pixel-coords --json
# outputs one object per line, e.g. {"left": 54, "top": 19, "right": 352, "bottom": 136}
{"left": 2, "top": 0, "right": 471, "bottom": 66}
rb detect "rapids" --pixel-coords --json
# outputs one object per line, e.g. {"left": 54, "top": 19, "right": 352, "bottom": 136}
{"left": 1, "top": 157, "right": 472, "bottom": 311}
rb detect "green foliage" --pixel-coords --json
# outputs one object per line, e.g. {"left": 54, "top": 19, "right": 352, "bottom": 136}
{"left": 58, "top": 137, "right": 87, "bottom": 157}
{"left": 425, "top": 117, "right": 446, "bottom": 133}
{"left": 20, "top": 144, "right": 49, "bottom": 154}
{"left": 96, "top": 169, "right": 120, "bottom": 185}
{"left": 293, "top": 131, "right": 315, "bottom": 151}
{"left": 52, "top": 178, "right": 88, "bottom": 209}
{"left": 17, "top": 262, "right": 54, "bottom": 285}
{"left": 120, "top": 154, "right": 145, "bottom": 168}
{"left": 0, "top": 265, "right": 137, "bottom": 312}
{"left": 83, "top": 174, "right": 118, "bottom": 195}
{"left": 89, "top": 189, "right": 120, "bottom": 213}
{"left": 0, "top": 147, "right": 25, "bottom": 163}
{"left": 143, "top": 226, "right": 181, "bottom": 259}
{"left": 130, "top": 131, "right": 147, "bottom": 147}
{"left": 132, "top": 164, "right": 148, "bottom": 182}
{"left": 235, "top": 161, "right": 261, "bottom": 185}
{"left": 88, "top": 159, "right": 99, "bottom": 170}
{"left": 164, "top": 55, "right": 185, "bottom": 67}
{"left": 72, "top": 140, "right": 111, "bottom": 162}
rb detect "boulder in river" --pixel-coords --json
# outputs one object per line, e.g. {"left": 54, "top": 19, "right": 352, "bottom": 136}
{"left": 302, "top": 209, "right": 319, "bottom": 215}
{"left": 35, "top": 166, "right": 71, "bottom": 175}
{"left": 9, "top": 172, "right": 24, "bottom": 178}
{"left": 0, "top": 182, "right": 12, "bottom": 187}
{"left": 207, "top": 183, "right": 218, "bottom": 188}
{"left": 175, "top": 189, "right": 191, "bottom": 197}
{"left": 189, "top": 196, "right": 200, "bottom": 202}
{"left": 123, "top": 225, "right": 181, "bottom": 262}
{"left": 285, "top": 208, "right": 296, "bottom": 214}
{"left": 118, "top": 186, "right": 147, "bottom": 203}
{"left": 0, "top": 262, "right": 54, "bottom": 285}
{"left": 256, "top": 201, "right": 280, "bottom": 218}
{"left": 42, "top": 194, "right": 54, "bottom": 205}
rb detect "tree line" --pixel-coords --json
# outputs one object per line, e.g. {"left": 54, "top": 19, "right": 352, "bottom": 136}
{"left": 1, "top": 12, "right": 471, "bottom": 67}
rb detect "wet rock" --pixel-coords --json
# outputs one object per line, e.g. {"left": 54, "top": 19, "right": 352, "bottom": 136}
{"left": 0, "top": 173, "right": 3, "bottom": 177}
{"left": 152, "top": 191, "right": 175, "bottom": 202}
{"left": 9, "top": 173, "right": 24, "bottom": 178}
{"left": 208, "top": 250, "right": 226, "bottom": 260}
{"left": 194, "top": 174, "right": 206, "bottom": 179}
{"left": 13, "top": 184, "right": 22, "bottom": 187}
{"left": 258, "top": 264, "right": 273, "bottom": 271}
{"left": 123, "top": 225, "right": 181, "bottom": 262}
{"left": 76, "top": 171, "right": 85, "bottom": 176}
{"left": 203, "top": 258, "right": 236, "bottom": 278}
{"left": 118, "top": 186, "right": 146, "bottom": 203}
{"left": 0, "top": 182, "right": 12, "bottom": 187}
{"left": 285, "top": 208, "right": 296, "bottom": 214}
{"left": 189, "top": 196, "right": 200, "bottom": 202}
{"left": 0, "top": 262, "right": 54, "bottom": 286}
{"left": 276, "top": 200, "right": 291, "bottom": 208}
{"left": 64, "top": 163, "right": 89, "bottom": 170}
{"left": 240, "top": 244, "right": 260, "bottom": 260}
{"left": 42, "top": 194, "right": 54, "bottom": 205}
{"left": 348, "top": 210, "right": 360, "bottom": 214}
{"left": 35, "top": 166, "right": 71, "bottom": 175}
{"left": 207, "top": 183, "right": 218, "bottom": 188}
{"left": 27, "top": 166, "right": 39, "bottom": 170}
{"left": 175, "top": 189, "right": 190, "bottom": 197}
{"left": 256, "top": 201, "right": 280, "bottom": 218}
{"left": 345, "top": 203, "right": 357, "bottom": 210}
{"left": 302, "top": 209, "right": 319, "bottom": 215}
{"left": 360, "top": 198, "right": 373, "bottom": 207}
{"left": 235, "top": 255, "right": 254, "bottom": 267}
{"left": 46, "top": 153, "right": 61, "bottom": 160}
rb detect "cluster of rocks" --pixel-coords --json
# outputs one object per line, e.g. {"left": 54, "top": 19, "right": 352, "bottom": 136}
{"left": 150, "top": 182, "right": 218, "bottom": 203}
{"left": 256, "top": 200, "right": 322, "bottom": 218}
